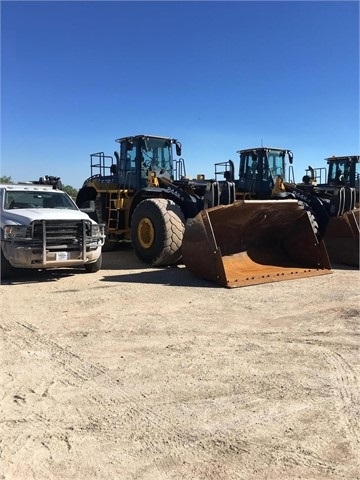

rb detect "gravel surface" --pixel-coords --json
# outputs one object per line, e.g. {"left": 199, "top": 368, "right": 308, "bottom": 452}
{"left": 1, "top": 246, "right": 359, "bottom": 480}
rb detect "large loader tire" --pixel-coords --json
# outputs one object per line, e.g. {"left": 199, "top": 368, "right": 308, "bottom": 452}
{"left": 298, "top": 201, "right": 319, "bottom": 238}
{"left": 76, "top": 187, "right": 117, "bottom": 251}
{"left": 76, "top": 187, "right": 99, "bottom": 223}
{"left": 306, "top": 210, "right": 319, "bottom": 237}
{"left": 131, "top": 198, "right": 185, "bottom": 266}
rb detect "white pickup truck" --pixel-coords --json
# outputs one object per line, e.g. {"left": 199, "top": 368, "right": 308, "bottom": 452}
{"left": 1, "top": 181, "right": 105, "bottom": 279}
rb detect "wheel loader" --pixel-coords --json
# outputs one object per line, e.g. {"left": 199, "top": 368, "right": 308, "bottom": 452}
{"left": 299, "top": 155, "right": 359, "bottom": 267}
{"left": 76, "top": 135, "right": 331, "bottom": 288}
{"left": 220, "top": 147, "right": 358, "bottom": 268}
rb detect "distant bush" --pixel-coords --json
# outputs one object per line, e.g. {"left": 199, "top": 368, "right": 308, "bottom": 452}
{"left": 62, "top": 185, "right": 78, "bottom": 197}
{"left": 0, "top": 175, "right": 13, "bottom": 184}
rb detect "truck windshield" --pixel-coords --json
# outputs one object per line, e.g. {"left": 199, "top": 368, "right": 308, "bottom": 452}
{"left": 4, "top": 191, "right": 78, "bottom": 210}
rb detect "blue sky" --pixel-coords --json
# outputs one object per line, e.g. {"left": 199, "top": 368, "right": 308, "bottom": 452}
{"left": 1, "top": 0, "right": 359, "bottom": 189}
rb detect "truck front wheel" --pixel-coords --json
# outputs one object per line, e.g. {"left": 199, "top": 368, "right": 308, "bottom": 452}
{"left": 84, "top": 253, "right": 102, "bottom": 273}
{"left": 131, "top": 198, "right": 185, "bottom": 266}
{"left": 1, "top": 250, "right": 17, "bottom": 280}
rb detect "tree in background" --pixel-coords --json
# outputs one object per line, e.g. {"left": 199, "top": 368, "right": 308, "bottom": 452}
{"left": 62, "top": 185, "right": 78, "bottom": 197}
{"left": 0, "top": 175, "right": 13, "bottom": 183}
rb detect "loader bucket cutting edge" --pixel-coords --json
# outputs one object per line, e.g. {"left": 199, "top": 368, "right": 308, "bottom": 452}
{"left": 182, "top": 200, "right": 332, "bottom": 288}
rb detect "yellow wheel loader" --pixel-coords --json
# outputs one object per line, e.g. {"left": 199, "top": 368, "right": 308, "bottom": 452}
{"left": 217, "top": 147, "right": 358, "bottom": 268}
{"left": 76, "top": 136, "right": 331, "bottom": 288}
{"left": 299, "top": 155, "right": 359, "bottom": 267}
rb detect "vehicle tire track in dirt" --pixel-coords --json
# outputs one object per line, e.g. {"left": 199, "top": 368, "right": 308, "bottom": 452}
{"left": 321, "top": 350, "right": 360, "bottom": 445}
{"left": 2, "top": 323, "right": 337, "bottom": 480}
{"left": 4, "top": 321, "right": 341, "bottom": 480}
{"left": 284, "top": 305, "right": 360, "bottom": 449}
{"left": 0, "top": 321, "right": 249, "bottom": 479}
{"left": 2, "top": 293, "right": 359, "bottom": 480}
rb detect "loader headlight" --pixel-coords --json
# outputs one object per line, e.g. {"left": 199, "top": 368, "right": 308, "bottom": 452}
{"left": 3, "top": 225, "right": 29, "bottom": 239}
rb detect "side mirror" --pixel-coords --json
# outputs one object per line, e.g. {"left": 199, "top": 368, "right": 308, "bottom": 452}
{"left": 175, "top": 141, "right": 182, "bottom": 157}
{"left": 80, "top": 200, "right": 96, "bottom": 213}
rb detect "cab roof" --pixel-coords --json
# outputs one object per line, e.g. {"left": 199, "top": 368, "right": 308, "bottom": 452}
{"left": 0, "top": 183, "right": 58, "bottom": 192}
{"left": 237, "top": 147, "right": 292, "bottom": 154}
{"left": 115, "top": 134, "right": 178, "bottom": 143}
{"left": 325, "top": 155, "right": 360, "bottom": 162}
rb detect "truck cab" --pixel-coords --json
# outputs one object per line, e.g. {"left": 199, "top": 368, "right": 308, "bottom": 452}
{"left": 1, "top": 181, "right": 105, "bottom": 279}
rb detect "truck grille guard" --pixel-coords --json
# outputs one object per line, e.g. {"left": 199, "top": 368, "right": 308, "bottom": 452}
{"left": 29, "top": 220, "right": 102, "bottom": 263}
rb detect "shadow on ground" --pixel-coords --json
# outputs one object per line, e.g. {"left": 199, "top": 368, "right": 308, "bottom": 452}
{"left": 100, "top": 265, "right": 216, "bottom": 288}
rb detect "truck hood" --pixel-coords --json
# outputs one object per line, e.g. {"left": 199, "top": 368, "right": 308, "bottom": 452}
{"left": 2, "top": 208, "right": 96, "bottom": 225}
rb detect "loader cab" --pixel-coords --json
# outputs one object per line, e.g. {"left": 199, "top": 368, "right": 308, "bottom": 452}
{"left": 115, "top": 135, "right": 181, "bottom": 189}
{"left": 237, "top": 148, "right": 292, "bottom": 198}
{"left": 326, "top": 156, "right": 360, "bottom": 189}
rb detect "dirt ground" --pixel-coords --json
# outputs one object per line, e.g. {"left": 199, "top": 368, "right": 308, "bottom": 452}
{"left": 1, "top": 246, "right": 359, "bottom": 480}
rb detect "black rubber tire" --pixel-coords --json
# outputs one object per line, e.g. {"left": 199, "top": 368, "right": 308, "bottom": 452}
{"left": 101, "top": 239, "right": 116, "bottom": 252}
{"left": 306, "top": 211, "right": 320, "bottom": 237}
{"left": 76, "top": 186, "right": 97, "bottom": 207}
{"left": 84, "top": 253, "right": 102, "bottom": 273}
{"left": 131, "top": 198, "right": 185, "bottom": 266}
{"left": 1, "top": 250, "right": 18, "bottom": 280}
{"left": 76, "top": 187, "right": 100, "bottom": 222}
{"left": 298, "top": 201, "right": 320, "bottom": 238}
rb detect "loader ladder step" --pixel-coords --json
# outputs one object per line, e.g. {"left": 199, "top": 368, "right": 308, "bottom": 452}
{"left": 107, "top": 191, "right": 127, "bottom": 231}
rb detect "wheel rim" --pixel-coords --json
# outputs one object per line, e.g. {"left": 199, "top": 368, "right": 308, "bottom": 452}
{"left": 137, "top": 217, "right": 155, "bottom": 249}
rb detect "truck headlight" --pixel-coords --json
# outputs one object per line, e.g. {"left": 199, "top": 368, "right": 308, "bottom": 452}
{"left": 91, "top": 224, "right": 104, "bottom": 237}
{"left": 3, "top": 225, "right": 29, "bottom": 239}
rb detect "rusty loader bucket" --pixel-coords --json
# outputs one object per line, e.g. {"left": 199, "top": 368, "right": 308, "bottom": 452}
{"left": 323, "top": 209, "right": 359, "bottom": 267}
{"left": 182, "top": 200, "right": 332, "bottom": 288}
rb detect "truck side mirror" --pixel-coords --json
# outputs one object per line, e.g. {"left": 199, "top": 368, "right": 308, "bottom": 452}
{"left": 80, "top": 200, "right": 96, "bottom": 213}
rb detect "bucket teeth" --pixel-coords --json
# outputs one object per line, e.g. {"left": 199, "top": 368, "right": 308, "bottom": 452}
{"left": 182, "top": 200, "right": 332, "bottom": 288}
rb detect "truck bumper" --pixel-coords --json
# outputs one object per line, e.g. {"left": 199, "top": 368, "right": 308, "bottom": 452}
{"left": 2, "top": 243, "right": 102, "bottom": 269}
